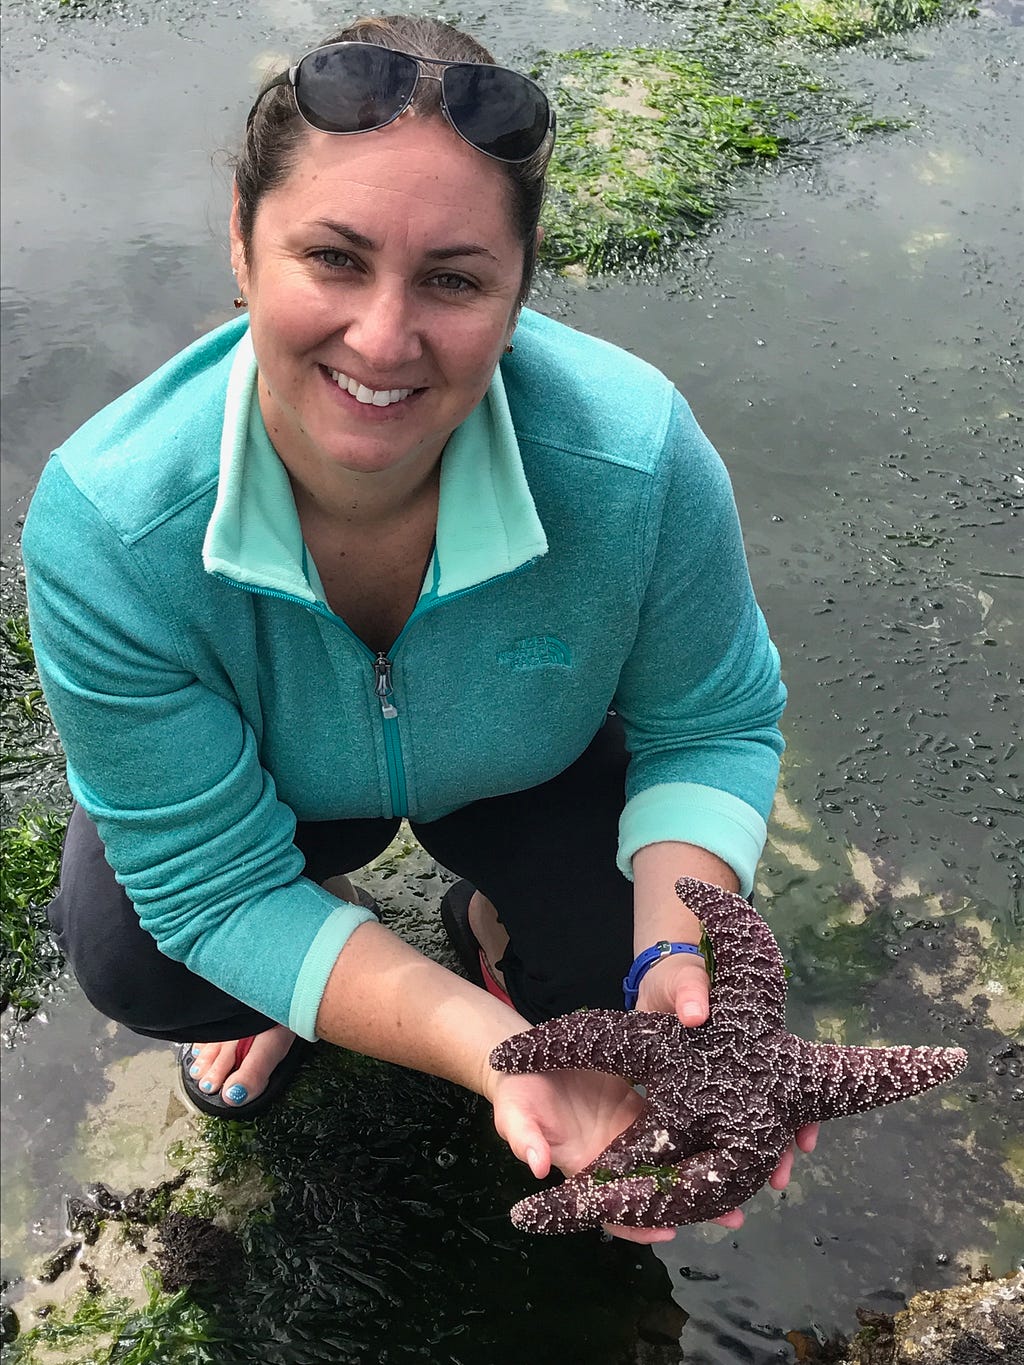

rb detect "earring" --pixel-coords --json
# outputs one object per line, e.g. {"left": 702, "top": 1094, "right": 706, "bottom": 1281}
{"left": 504, "top": 343, "right": 514, "bottom": 355}
{"left": 233, "top": 295, "right": 247, "bottom": 309}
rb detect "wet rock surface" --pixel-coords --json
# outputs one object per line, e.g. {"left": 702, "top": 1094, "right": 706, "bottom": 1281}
{"left": 839, "top": 1272, "right": 1024, "bottom": 1364}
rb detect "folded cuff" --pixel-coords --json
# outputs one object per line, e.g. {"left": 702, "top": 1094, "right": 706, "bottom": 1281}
{"left": 287, "top": 899, "right": 380, "bottom": 1041}
{"left": 617, "top": 782, "right": 768, "bottom": 898}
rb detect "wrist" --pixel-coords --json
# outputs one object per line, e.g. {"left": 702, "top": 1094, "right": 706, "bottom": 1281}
{"left": 623, "top": 941, "right": 705, "bottom": 1009}
{"left": 476, "top": 1013, "right": 534, "bottom": 1104}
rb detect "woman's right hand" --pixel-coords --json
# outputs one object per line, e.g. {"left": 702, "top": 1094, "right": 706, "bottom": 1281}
{"left": 489, "top": 1068, "right": 744, "bottom": 1243}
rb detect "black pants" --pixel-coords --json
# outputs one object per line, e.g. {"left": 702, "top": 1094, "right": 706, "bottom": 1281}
{"left": 48, "top": 716, "right": 635, "bottom": 1040}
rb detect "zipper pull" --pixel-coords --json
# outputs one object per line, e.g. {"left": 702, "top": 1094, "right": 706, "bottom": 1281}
{"left": 373, "top": 652, "right": 398, "bottom": 719}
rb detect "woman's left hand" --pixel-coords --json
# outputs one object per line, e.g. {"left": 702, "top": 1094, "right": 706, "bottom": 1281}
{"left": 491, "top": 1063, "right": 819, "bottom": 1244}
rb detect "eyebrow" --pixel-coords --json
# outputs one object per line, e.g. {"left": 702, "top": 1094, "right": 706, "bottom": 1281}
{"left": 313, "top": 219, "right": 499, "bottom": 263}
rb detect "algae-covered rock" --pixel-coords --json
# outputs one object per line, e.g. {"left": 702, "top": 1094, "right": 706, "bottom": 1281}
{"left": 840, "top": 1271, "right": 1024, "bottom": 1363}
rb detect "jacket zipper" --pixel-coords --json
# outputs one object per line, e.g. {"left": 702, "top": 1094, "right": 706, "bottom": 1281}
{"left": 373, "top": 651, "right": 408, "bottom": 815}
{"left": 214, "top": 575, "right": 411, "bottom": 815}
{"left": 215, "top": 554, "right": 542, "bottom": 821}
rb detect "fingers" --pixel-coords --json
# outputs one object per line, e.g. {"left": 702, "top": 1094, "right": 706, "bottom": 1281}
{"left": 768, "top": 1125, "right": 818, "bottom": 1189}
{"left": 604, "top": 1223, "right": 677, "bottom": 1244}
{"left": 768, "top": 1143, "right": 795, "bottom": 1190}
{"left": 713, "top": 1208, "right": 744, "bottom": 1229}
{"left": 796, "top": 1122, "right": 819, "bottom": 1153}
{"left": 604, "top": 1204, "right": 743, "bottom": 1240}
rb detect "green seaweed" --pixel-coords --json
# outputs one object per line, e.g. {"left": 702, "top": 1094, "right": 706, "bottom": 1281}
{"left": 0, "top": 804, "right": 67, "bottom": 1018}
{"left": 536, "top": 48, "right": 787, "bottom": 272}
{"left": 762, "top": 0, "right": 948, "bottom": 43}
{"left": 532, "top": 0, "right": 965, "bottom": 273}
{"left": 4, "top": 1272, "right": 221, "bottom": 1365}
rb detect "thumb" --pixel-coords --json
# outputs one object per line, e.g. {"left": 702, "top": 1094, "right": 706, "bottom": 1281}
{"left": 501, "top": 1112, "right": 551, "bottom": 1179}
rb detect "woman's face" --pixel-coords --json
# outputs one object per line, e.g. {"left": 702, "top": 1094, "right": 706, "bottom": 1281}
{"left": 231, "top": 114, "right": 526, "bottom": 489}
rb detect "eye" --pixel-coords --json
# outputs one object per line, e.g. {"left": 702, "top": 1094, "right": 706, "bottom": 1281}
{"left": 429, "top": 272, "right": 476, "bottom": 294}
{"left": 312, "top": 249, "right": 357, "bottom": 272}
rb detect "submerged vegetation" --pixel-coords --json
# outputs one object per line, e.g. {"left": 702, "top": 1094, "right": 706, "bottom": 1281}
{"left": 1, "top": 603, "right": 68, "bottom": 1024}
{"left": 538, "top": 49, "right": 787, "bottom": 271}
{"left": 0, "top": 805, "right": 66, "bottom": 1018}
{"left": 535, "top": 0, "right": 964, "bottom": 270}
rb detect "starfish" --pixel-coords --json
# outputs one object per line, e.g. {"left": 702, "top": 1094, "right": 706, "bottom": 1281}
{"left": 489, "top": 877, "right": 968, "bottom": 1234}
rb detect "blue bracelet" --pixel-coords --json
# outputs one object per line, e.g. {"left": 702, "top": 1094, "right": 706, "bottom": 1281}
{"left": 623, "top": 941, "right": 704, "bottom": 1009}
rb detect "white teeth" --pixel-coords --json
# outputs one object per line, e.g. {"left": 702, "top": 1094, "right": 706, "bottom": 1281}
{"left": 329, "top": 368, "right": 414, "bottom": 406}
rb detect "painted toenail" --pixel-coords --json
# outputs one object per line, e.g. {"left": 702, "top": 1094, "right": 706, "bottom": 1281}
{"left": 225, "top": 1084, "right": 248, "bottom": 1104}
{"left": 189, "top": 1064, "right": 201, "bottom": 1078}
{"left": 200, "top": 1080, "right": 215, "bottom": 1093}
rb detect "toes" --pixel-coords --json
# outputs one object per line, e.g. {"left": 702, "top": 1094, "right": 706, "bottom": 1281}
{"left": 187, "top": 1041, "right": 242, "bottom": 1098}
{"left": 220, "top": 1031, "right": 296, "bottom": 1108}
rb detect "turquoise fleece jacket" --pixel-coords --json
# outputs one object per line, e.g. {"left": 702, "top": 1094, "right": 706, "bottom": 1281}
{"left": 23, "top": 309, "right": 785, "bottom": 1040}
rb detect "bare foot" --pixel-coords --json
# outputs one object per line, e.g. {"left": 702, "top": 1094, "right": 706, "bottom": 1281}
{"left": 468, "top": 891, "right": 510, "bottom": 993}
{"left": 185, "top": 1023, "right": 298, "bottom": 1108}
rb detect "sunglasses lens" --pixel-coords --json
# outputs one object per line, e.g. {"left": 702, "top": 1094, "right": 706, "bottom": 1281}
{"left": 295, "top": 44, "right": 419, "bottom": 133}
{"left": 442, "top": 64, "right": 551, "bottom": 160}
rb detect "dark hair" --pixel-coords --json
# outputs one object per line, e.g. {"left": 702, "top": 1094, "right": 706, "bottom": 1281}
{"left": 233, "top": 15, "right": 551, "bottom": 303}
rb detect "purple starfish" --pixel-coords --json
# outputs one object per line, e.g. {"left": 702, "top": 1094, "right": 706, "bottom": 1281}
{"left": 490, "top": 877, "right": 968, "bottom": 1234}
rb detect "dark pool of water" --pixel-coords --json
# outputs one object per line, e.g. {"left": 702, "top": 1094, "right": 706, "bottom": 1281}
{"left": 2, "top": 1, "right": 1021, "bottom": 1360}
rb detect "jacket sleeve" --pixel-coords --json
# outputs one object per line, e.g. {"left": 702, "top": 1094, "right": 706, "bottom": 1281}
{"left": 22, "top": 457, "right": 376, "bottom": 1040}
{"left": 613, "top": 392, "right": 785, "bottom": 895}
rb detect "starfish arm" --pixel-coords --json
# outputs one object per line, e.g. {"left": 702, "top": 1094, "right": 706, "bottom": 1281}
{"left": 489, "top": 1009, "right": 683, "bottom": 1084}
{"left": 792, "top": 1040, "right": 969, "bottom": 1125}
{"left": 674, "top": 878, "right": 787, "bottom": 1032}
{"left": 510, "top": 1127, "right": 792, "bottom": 1233}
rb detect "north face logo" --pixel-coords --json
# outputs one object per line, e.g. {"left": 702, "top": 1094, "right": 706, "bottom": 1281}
{"left": 497, "top": 636, "right": 573, "bottom": 670}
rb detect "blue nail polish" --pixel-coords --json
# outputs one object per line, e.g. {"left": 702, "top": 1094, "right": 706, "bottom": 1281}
{"left": 200, "top": 1079, "right": 215, "bottom": 1093}
{"left": 189, "top": 1064, "right": 201, "bottom": 1078}
{"left": 225, "top": 1084, "right": 248, "bottom": 1105}
{"left": 190, "top": 1045, "right": 201, "bottom": 1057}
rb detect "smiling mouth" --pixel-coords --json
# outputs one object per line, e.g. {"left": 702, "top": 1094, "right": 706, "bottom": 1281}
{"left": 327, "top": 367, "right": 418, "bottom": 408}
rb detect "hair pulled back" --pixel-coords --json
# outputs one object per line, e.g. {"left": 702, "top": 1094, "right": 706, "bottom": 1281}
{"left": 233, "top": 15, "right": 551, "bottom": 303}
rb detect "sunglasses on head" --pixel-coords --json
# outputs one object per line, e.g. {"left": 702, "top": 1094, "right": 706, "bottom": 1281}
{"left": 248, "top": 41, "right": 556, "bottom": 163}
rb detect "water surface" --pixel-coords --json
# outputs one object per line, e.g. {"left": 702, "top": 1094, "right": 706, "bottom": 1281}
{"left": 2, "top": 2, "right": 1021, "bottom": 1360}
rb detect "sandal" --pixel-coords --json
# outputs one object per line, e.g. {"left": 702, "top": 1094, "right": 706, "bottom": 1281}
{"left": 176, "top": 884, "right": 379, "bottom": 1119}
{"left": 439, "top": 880, "right": 514, "bottom": 1008}
{"left": 176, "top": 1035, "right": 313, "bottom": 1120}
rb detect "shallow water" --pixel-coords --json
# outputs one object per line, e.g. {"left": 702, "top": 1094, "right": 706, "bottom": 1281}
{"left": 2, "top": 0, "right": 1022, "bottom": 1360}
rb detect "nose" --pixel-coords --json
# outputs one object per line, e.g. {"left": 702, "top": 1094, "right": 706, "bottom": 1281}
{"left": 341, "top": 278, "right": 424, "bottom": 376}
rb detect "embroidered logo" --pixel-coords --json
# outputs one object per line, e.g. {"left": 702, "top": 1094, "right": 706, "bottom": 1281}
{"left": 497, "top": 636, "right": 573, "bottom": 670}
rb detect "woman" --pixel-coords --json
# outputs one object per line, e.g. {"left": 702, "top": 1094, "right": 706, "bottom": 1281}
{"left": 23, "top": 14, "right": 815, "bottom": 1243}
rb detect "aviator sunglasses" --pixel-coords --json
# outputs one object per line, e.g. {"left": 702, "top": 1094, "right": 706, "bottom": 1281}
{"left": 248, "top": 41, "right": 556, "bottom": 163}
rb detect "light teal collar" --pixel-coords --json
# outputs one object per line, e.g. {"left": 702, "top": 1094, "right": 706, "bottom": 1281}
{"left": 202, "top": 329, "right": 548, "bottom": 604}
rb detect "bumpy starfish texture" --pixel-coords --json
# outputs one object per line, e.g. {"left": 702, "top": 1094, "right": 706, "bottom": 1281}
{"left": 490, "top": 877, "right": 968, "bottom": 1234}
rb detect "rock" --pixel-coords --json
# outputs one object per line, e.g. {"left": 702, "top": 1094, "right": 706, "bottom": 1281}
{"left": 1, "top": 1303, "right": 19, "bottom": 1344}
{"left": 636, "top": 1298, "right": 688, "bottom": 1345}
{"left": 841, "top": 1272, "right": 1024, "bottom": 1364}
{"left": 38, "top": 1242, "right": 80, "bottom": 1283}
